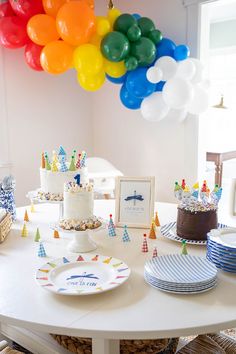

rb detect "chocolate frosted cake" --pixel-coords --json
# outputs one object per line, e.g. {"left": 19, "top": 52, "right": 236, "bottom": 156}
{"left": 177, "top": 207, "right": 218, "bottom": 241}
{"left": 174, "top": 180, "right": 222, "bottom": 241}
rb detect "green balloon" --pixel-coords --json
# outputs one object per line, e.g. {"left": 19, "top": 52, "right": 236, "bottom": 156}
{"left": 127, "top": 24, "right": 141, "bottom": 42}
{"left": 114, "top": 14, "right": 137, "bottom": 34}
{"left": 130, "top": 37, "right": 156, "bottom": 66}
{"left": 138, "top": 17, "right": 155, "bottom": 37}
{"left": 148, "top": 29, "right": 163, "bottom": 45}
{"left": 101, "top": 31, "right": 130, "bottom": 62}
{"left": 125, "top": 56, "right": 138, "bottom": 71}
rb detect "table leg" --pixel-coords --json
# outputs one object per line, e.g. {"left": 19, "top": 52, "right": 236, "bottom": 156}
{"left": 92, "top": 338, "right": 120, "bottom": 354}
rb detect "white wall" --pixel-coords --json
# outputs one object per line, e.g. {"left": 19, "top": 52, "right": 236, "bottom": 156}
{"left": 1, "top": 48, "right": 93, "bottom": 205}
{"left": 93, "top": 0, "right": 199, "bottom": 203}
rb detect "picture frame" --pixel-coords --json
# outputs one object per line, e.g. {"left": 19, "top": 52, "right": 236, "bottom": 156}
{"left": 115, "top": 176, "right": 155, "bottom": 228}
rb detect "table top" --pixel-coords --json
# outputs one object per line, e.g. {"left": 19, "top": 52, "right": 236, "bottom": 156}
{"left": 1, "top": 201, "right": 236, "bottom": 340}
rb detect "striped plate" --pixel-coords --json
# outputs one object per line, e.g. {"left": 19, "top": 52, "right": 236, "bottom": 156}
{"left": 160, "top": 222, "right": 228, "bottom": 245}
{"left": 144, "top": 254, "right": 217, "bottom": 284}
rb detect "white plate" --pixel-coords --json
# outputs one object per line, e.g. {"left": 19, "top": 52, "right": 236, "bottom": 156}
{"left": 208, "top": 228, "right": 236, "bottom": 249}
{"left": 36, "top": 254, "right": 131, "bottom": 295}
{"left": 161, "top": 222, "right": 228, "bottom": 245}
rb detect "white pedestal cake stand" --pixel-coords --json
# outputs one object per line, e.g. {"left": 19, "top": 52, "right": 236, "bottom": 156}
{"left": 26, "top": 190, "right": 64, "bottom": 220}
{"left": 53, "top": 222, "right": 104, "bottom": 253}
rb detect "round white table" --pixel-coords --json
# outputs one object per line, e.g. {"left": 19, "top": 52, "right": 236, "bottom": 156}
{"left": 1, "top": 201, "right": 236, "bottom": 354}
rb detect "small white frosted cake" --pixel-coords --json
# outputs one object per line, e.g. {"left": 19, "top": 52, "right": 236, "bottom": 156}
{"left": 63, "top": 182, "right": 94, "bottom": 220}
{"left": 59, "top": 181, "right": 102, "bottom": 231}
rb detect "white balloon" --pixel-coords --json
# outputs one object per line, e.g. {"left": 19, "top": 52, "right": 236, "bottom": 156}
{"left": 175, "top": 59, "right": 196, "bottom": 80}
{"left": 187, "top": 85, "right": 209, "bottom": 115}
{"left": 155, "top": 56, "right": 177, "bottom": 81}
{"left": 141, "top": 92, "right": 170, "bottom": 122}
{"left": 162, "top": 78, "right": 194, "bottom": 109}
{"left": 146, "top": 67, "right": 163, "bottom": 84}
{"left": 189, "top": 58, "right": 204, "bottom": 84}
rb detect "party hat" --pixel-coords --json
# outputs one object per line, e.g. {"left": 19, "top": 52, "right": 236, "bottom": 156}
{"left": 149, "top": 220, "right": 156, "bottom": 239}
{"left": 122, "top": 225, "right": 130, "bottom": 242}
{"left": 51, "top": 159, "right": 58, "bottom": 172}
{"left": 154, "top": 212, "right": 160, "bottom": 227}
{"left": 141, "top": 234, "right": 148, "bottom": 253}
{"left": 80, "top": 151, "right": 87, "bottom": 168}
{"left": 34, "top": 227, "right": 41, "bottom": 242}
{"left": 174, "top": 181, "right": 181, "bottom": 192}
{"left": 38, "top": 242, "right": 47, "bottom": 257}
{"left": 58, "top": 146, "right": 66, "bottom": 156}
{"left": 108, "top": 214, "right": 116, "bottom": 237}
{"left": 53, "top": 230, "right": 60, "bottom": 238}
{"left": 24, "top": 209, "right": 29, "bottom": 222}
{"left": 60, "top": 155, "right": 68, "bottom": 172}
{"left": 45, "top": 153, "right": 51, "bottom": 171}
{"left": 192, "top": 182, "right": 199, "bottom": 190}
{"left": 41, "top": 152, "right": 45, "bottom": 169}
{"left": 108, "top": 214, "right": 115, "bottom": 228}
{"left": 30, "top": 202, "right": 35, "bottom": 213}
{"left": 21, "top": 223, "right": 28, "bottom": 237}
{"left": 181, "top": 179, "right": 186, "bottom": 189}
{"left": 72, "top": 149, "right": 76, "bottom": 159}
{"left": 181, "top": 240, "right": 188, "bottom": 255}
{"left": 76, "top": 153, "right": 81, "bottom": 169}
{"left": 152, "top": 246, "right": 158, "bottom": 258}
{"left": 69, "top": 156, "right": 76, "bottom": 171}
{"left": 52, "top": 150, "right": 58, "bottom": 164}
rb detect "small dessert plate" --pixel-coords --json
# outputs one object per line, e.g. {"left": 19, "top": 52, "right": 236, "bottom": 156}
{"left": 36, "top": 254, "right": 131, "bottom": 295}
{"left": 160, "top": 222, "right": 228, "bottom": 245}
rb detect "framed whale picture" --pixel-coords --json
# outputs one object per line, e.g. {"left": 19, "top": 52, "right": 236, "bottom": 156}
{"left": 115, "top": 176, "right": 155, "bottom": 228}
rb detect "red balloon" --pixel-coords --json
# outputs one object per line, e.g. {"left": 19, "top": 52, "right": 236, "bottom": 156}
{"left": 9, "top": 0, "right": 44, "bottom": 20}
{"left": 0, "top": 16, "right": 28, "bottom": 48}
{"left": 24, "top": 41, "right": 43, "bottom": 71}
{"left": 0, "top": 1, "right": 15, "bottom": 19}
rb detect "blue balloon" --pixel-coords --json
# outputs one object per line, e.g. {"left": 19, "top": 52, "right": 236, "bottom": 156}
{"left": 120, "top": 84, "right": 143, "bottom": 110}
{"left": 106, "top": 73, "right": 127, "bottom": 84}
{"left": 174, "top": 44, "right": 190, "bottom": 61}
{"left": 126, "top": 67, "right": 156, "bottom": 98}
{"left": 155, "top": 81, "right": 165, "bottom": 92}
{"left": 132, "top": 13, "right": 141, "bottom": 20}
{"left": 156, "top": 38, "right": 176, "bottom": 59}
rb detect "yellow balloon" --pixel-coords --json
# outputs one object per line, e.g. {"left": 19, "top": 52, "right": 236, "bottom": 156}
{"left": 107, "top": 8, "right": 121, "bottom": 28}
{"left": 73, "top": 44, "right": 103, "bottom": 75}
{"left": 90, "top": 33, "right": 102, "bottom": 48}
{"left": 77, "top": 70, "right": 105, "bottom": 91}
{"left": 96, "top": 16, "right": 111, "bottom": 36}
{"left": 104, "top": 59, "right": 126, "bottom": 78}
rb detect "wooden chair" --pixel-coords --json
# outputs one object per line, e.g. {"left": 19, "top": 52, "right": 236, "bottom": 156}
{"left": 0, "top": 341, "right": 23, "bottom": 354}
{"left": 177, "top": 333, "right": 236, "bottom": 354}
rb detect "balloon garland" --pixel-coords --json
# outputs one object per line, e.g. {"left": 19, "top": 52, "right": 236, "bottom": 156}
{"left": 0, "top": 0, "right": 209, "bottom": 122}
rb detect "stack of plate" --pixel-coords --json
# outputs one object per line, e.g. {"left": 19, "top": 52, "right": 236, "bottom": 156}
{"left": 207, "top": 228, "right": 236, "bottom": 273}
{"left": 144, "top": 254, "right": 217, "bottom": 294}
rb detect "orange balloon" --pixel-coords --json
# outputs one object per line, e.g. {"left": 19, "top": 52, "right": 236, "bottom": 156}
{"left": 56, "top": 1, "right": 95, "bottom": 46}
{"left": 85, "top": 0, "right": 94, "bottom": 9}
{"left": 40, "top": 40, "right": 74, "bottom": 74}
{"left": 27, "top": 14, "right": 60, "bottom": 46}
{"left": 42, "top": 0, "right": 69, "bottom": 17}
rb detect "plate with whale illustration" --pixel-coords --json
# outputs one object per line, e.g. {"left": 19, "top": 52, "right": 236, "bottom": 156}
{"left": 36, "top": 254, "right": 130, "bottom": 295}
